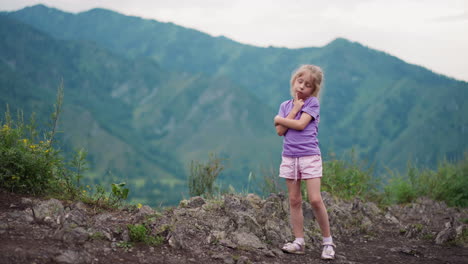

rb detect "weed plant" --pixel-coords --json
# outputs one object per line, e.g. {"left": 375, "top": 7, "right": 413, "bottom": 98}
{"left": 0, "top": 83, "right": 130, "bottom": 208}
{"left": 127, "top": 223, "right": 164, "bottom": 246}
{"left": 320, "top": 151, "right": 379, "bottom": 201}
{"left": 384, "top": 155, "right": 468, "bottom": 207}
{"left": 188, "top": 153, "right": 224, "bottom": 198}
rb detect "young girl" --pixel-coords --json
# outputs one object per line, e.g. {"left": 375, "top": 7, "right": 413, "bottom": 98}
{"left": 273, "top": 64, "right": 335, "bottom": 260}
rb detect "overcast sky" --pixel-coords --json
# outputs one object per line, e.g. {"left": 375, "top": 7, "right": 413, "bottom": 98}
{"left": 1, "top": 0, "right": 468, "bottom": 81}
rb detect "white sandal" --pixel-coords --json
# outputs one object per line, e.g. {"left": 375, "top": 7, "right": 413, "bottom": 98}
{"left": 321, "top": 242, "right": 336, "bottom": 260}
{"left": 281, "top": 241, "right": 305, "bottom": 255}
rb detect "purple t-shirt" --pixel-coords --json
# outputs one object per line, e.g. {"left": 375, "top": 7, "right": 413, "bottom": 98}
{"left": 278, "top": 96, "right": 321, "bottom": 157}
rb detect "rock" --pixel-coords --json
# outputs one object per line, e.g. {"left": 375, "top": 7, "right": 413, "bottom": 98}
{"left": 121, "top": 228, "right": 130, "bottom": 242}
{"left": 360, "top": 216, "right": 373, "bottom": 233}
{"left": 237, "top": 256, "right": 251, "bottom": 264}
{"left": 233, "top": 231, "right": 266, "bottom": 249}
{"left": 168, "top": 234, "right": 181, "bottom": 249}
{"left": 261, "top": 201, "right": 282, "bottom": 220}
{"left": 32, "top": 198, "right": 64, "bottom": 221}
{"left": 207, "top": 230, "right": 226, "bottom": 244}
{"left": 262, "top": 249, "right": 276, "bottom": 257}
{"left": 220, "top": 239, "right": 237, "bottom": 249}
{"left": 57, "top": 227, "right": 89, "bottom": 245}
{"left": 54, "top": 250, "right": 91, "bottom": 264}
{"left": 94, "top": 213, "right": 113, "bottom": 227}
{"left": 7, "top": 210, "right": 34, "bottom": 224}
{"left": 245, "top": 193, "right": 263, "bottom": 209}
{"left": 264, "top": 219, "right": 292, "bottom": 245}
{"left": 72, "top": 201, "right": 88, "bottom": 211}
{"left": 456, "top": 225, "right": 466, "bottom": 237}
{"left": 364, "top": 202, "right": 382, "bottom": 216}
{"left": 64, "top": 209, "right": 88, "bottom": 227}
{"left": 233, "top": 212, "right": 262, "bottom": 235}
{"left": 390, "top": 246, "right": 422, "bottom": 257}
{"left": 135, "top": 205, "right": 156, "bottom": 222}
{"left": 20, "top": 197, "right": 33, "bottom": 205}
{"left": 0, "top": 222, "right": 8, "bottom": 230}
{"left": 211, "top": 253, "right": 234, "bottom": 264}
{"left": 435, "top": 227, "right": 457, "bottom": 244}
{"left": 302, "top": 201, "right": 315, "bottom": 222}
{"left": 224, "top": 195, "right": 246, "bottom": 212}
{"left": 187, "top": 196, "right": 206, "bottom": 208}
{"left": 385, "top": 212, "right": 399, "bottom": 225}
{"left": 270, "top": 248, "right": 284, "bottom": 257}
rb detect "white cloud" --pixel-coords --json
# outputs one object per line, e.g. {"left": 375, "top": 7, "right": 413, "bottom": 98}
{"left": 1, "top": 0, "right": 467, "bottom": 81}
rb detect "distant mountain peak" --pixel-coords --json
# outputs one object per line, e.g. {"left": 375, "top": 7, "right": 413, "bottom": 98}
{"left": 326, "top": 37, "right": 354, "bottom": 47}
{"left": 80, "top": 7, "right": 119, "bottom": 16}
{"left": 23, "top": 4, "right": 64, "bottom": 13}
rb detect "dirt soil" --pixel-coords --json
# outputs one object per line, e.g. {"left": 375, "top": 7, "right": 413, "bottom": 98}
{"left": 0, "top": 189, "right": 467, "bottom": 264}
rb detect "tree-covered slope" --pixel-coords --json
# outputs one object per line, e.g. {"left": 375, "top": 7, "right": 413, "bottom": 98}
{"left": 0, "top": 15, "right": 280, "bottom": 205}
{"left": 3, "top": 4, "right": 467, "bottom": 174}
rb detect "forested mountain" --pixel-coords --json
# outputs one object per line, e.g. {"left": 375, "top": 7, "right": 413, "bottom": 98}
{"left": 1, "top": 4, "right": 467, "bottom": 204}
{"left": 0, "top": 14, "right": 279, "bottom": 205}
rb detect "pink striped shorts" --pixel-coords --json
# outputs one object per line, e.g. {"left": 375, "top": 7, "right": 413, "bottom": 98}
{"left": 279, "top": 155, "right": 322, "bottom": 181}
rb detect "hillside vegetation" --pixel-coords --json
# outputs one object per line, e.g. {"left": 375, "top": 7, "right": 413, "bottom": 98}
{"left": 0, "top": 4, "right": 467, "bottom": 205}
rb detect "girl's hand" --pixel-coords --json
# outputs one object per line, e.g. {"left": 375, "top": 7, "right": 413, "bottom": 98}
{"left": 292, "top": 92, "right": 304, "bottom": 114}
{"left": 274, "top": 115, "right": 282, "bottom": 126}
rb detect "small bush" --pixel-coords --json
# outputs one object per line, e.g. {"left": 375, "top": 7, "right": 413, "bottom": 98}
{"left": 321, "top": 151, "right": 378, "bottom": 201}
{"left": 127, "top": 224, "right": 164, "bottom": 246}
{"left": 128, "top": 224, "right": 147, "bottom": 242}
{"left": 259, "top": 166, "right": 284, "bottom": 196}
{"left": 0, "top": 83, "right": 130, "bottom": 209}
{"left": 0, "top": 86, "right": 63, "bottom": 195}
{"left": 384, "top": 155, "right": 468, "bottom": 207}
{"left": 188, "top": 153, "right": 224, "bottom": 198}
{"left": 384, "top": 176, "right": 417, "bottom": 204}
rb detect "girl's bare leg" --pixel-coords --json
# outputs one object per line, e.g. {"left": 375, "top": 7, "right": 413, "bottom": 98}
{"left": 305, "top": 178, "right": 331, "bottom": 237}
{"left": 286, "top": 179, "right": 304, "bottom": 238}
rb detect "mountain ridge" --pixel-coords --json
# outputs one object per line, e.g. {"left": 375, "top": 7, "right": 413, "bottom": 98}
{"left": 1, "top": 5, "right": 467, "bottom": 205}
{"left": 0, "top": 14, "right": 281, "bottom": 205}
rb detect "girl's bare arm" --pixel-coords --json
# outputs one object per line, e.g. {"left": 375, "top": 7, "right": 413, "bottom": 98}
{"left": 275, "top": 110, "right": 299, "bottom": 136}
{"left": 275, "top": 93, "right": 305, "bottom": 136}
{"left": 274, "top": 112, "right": 313, "bottom": 132}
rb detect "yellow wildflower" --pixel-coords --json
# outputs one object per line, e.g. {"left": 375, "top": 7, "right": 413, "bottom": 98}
{"left": 45, "top": 149, "right": 50, "bottom": 153}
{"left": 82, "top": 190, "right": 86, "bottom": 193}
{"left": 22, "top": 139, "right": 28, "bottom": 144}
{"left": 137, "top": 203, "right": 143, "bottom": 209}
{"left": 2, "top": 124, "right": 9, "bottom": 131}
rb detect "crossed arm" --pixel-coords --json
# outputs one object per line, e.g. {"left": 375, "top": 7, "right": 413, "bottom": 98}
{"left": 274, "top": 112, "right": 313, "bottom": 136}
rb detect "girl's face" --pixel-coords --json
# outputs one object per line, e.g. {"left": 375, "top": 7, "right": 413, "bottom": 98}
{"left": 293, "top": 71, "right": 315, "bottom": 100}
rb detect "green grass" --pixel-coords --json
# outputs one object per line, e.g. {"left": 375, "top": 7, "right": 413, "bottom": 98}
{"left": 383, "top": 155, "right": 468, "bottom": 207}
{"left": 321, "top": 151, "right": 379, "bottom": 201}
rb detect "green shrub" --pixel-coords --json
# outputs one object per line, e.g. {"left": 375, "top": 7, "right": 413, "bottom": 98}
{"left": 128, "top": 224, "right": 147, "bottom": 242}
{"left": 383, "top": 155, "right": 468, "bottom": 207}
{"left": 259, "top": 166, "right": 285, "bottom": 196}
{"left": 127, "top": 224, "right": 164, "bottom": 246}
{"left": 0, "top": 89, "right": 63, "bottom": 195}
{"left": 321, "top": 151, "right": 378, "bottom": 201}
{"left": 0, "top": 83, "right": 130, "bottom": 209}
{"left": 188, "top": 153, "right": 224, "bottom": 198}
{"left": 430, "top": 156, "right": 468, "bottom": 207}
{"left": 383, "top": 176, "right": 417, "bottom": 204}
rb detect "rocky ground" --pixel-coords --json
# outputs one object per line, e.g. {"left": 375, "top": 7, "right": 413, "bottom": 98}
{"left": 0, "top": 188, "right": 467, "bottom": 264}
